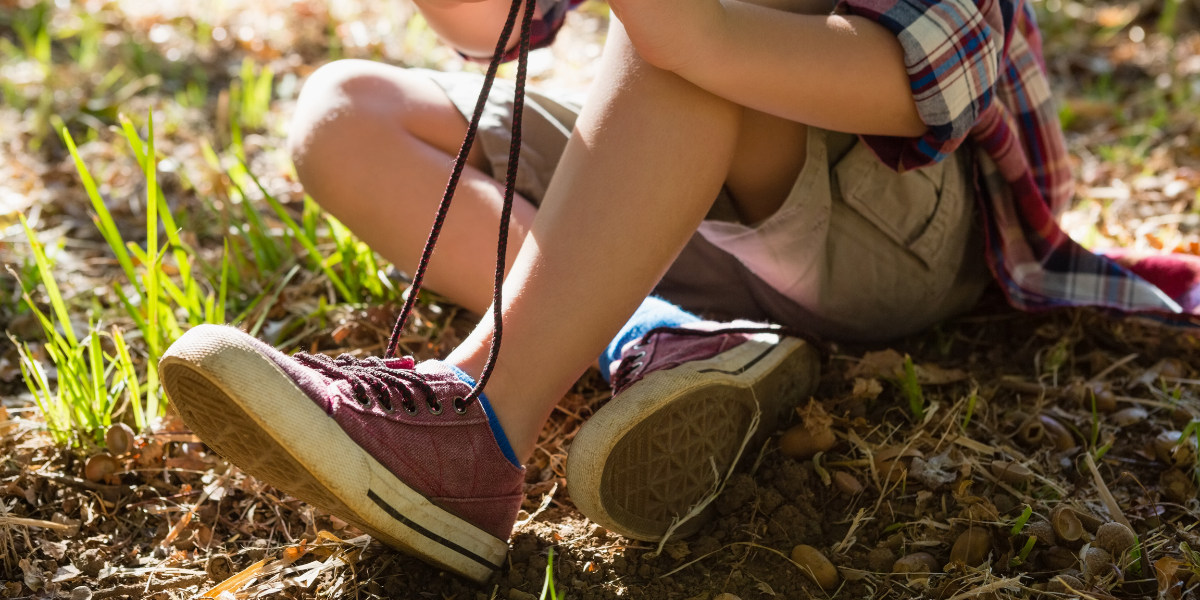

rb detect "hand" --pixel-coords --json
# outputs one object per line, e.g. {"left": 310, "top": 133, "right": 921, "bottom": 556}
{"left": 605, "top": 0, "right": 725, "bottom": 72}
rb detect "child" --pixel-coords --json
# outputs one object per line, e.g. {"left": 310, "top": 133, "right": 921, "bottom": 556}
{"left": 159, "top": 0, "right": 1198, "bottom": 583}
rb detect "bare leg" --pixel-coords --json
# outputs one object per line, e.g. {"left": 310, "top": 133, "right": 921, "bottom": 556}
{"left": 447, "top": 22, "right": 750, "bottom": 460}
{"left": 289, "top": 60, "right": 536, "bottom": 315}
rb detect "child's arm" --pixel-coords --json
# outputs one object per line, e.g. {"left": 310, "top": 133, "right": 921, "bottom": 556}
{"left": 413, "top": 0, "right": 526, "bottom": 58}
{"left": 609, "top": 0, "right": 927, "bottom": 138}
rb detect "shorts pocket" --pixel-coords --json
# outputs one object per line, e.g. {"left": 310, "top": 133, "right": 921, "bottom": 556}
{"left": 832, "top": 141, "right": 965, "bottom": 270}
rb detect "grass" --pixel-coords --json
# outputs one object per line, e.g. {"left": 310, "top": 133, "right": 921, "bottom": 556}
{"left": 899, "top": 355, "right": 925, "bottom": 420}
{"left": 539, "top": 547, "right": 564, "bottom": 600}
{"left": 14, "top": 93, "right": 400, "bottom": 444}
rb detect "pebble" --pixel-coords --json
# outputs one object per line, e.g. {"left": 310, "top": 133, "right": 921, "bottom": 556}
{"left": 892, "top": 552, "right": 939, "bottom": 575}
{"left": 867, "top": 547, "right": 896, "bottom": 572}
{"left": 70, "top": 587, "right": 92, "bottom": 600}
{"left": 508, "top": 589, "right": 537, "bottom": 600}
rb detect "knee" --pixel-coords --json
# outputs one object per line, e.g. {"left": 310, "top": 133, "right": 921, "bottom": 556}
{"left": 288, "top": 59, "right": 421, "bottom": 173}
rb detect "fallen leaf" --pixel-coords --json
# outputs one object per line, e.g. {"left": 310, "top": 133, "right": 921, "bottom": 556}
{"left": 52, "top": 564, "right": 82, "bottom": 583}
{"left": 851, "top": 378, "right": 883, "bottom": 400}
{"left": 19, "top": 558, "right": 44, "bottom": 591}
{"left": 39, "top": 539, "right": 67, "bottom": 560}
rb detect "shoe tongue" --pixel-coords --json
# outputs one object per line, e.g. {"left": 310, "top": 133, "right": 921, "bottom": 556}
{"left": 384, "top": 356, "right": 417, "bottom": 370}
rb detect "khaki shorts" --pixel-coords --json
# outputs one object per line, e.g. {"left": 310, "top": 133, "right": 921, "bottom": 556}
{"left": 422, "top": 69, "right": 990, "bottom": 342}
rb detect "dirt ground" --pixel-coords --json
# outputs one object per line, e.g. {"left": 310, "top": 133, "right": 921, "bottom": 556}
{"left": 4, "top": 0, "right": 1200, "bottom": 598}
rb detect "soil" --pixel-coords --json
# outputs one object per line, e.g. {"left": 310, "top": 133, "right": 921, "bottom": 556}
{"left": 6, "top": 298, "right": 1200, "bottom": 599}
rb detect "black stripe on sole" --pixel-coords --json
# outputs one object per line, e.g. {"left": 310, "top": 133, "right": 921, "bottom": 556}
{"left": 697, "top": 345, "right": 778, "bottom": 376}
{"left": 366, "top": 489, "right": 500, "bottom": 572}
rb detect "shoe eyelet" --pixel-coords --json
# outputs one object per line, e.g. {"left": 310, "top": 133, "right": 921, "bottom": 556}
{"left": 403, "top": 401, "right": 419, "bottom": 416}
{"left": 632, "top": 351, "right": 647, "bottom": 360}
{"left": 428, "top": 399, "right": 444, "bottom": 416}
{"left": 453, "top": 396, "right": 469, "bottom": 415}
{"left": 380, "top": 401, "right": 396, "bottom": 414}
{"left": 630, "top": 361, "right": 644, "bottom": 371}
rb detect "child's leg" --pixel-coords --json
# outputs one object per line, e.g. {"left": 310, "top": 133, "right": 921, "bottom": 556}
{"left": 288, "top": 60, "right": 536, "bottom": 315}
{"left": 445, "top": 21, "right": 747, "bottom": 460}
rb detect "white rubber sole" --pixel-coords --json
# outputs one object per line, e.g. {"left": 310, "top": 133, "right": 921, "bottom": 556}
{"left": 159, "top": 325, "right": 506, "bottom": 582}
{"left": 567, "top": 334, "right": 818, "bottom": 541}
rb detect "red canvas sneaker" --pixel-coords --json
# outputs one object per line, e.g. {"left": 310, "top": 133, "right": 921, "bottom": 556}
{"left": 160, "top": 325, "right": 524, "bottom": 582}
{"left": 567, "top": 322, "right": 819, "bottom": 541}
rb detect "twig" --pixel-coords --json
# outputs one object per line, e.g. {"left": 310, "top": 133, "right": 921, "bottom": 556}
{"left": 1084, "top": 453, "right": 1133, "bottom": 530}
{"left": 658, "top": 541, "right": 803, "bottom": 579}
{"left": 0, "top": 516, "right": 71, "bottom": 532}
{"left": 943, "top": 576, "right": 1024, "bottom": 600}
{"left": 514, "top": 482, "right": 557, "bottom": 529}
{"left": 93, "top": 574, "right": 206, "bottom": 599}
{"left": 33, "top": 471, "right": 131, "bottom": 494}
{"left": 1089, "top": 353, "right": 1139, "bottom": 383}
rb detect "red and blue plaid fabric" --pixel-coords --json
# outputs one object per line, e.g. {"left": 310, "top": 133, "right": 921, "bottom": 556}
{"left": 524, "top": 0, "right": 1200, "bottom": 327}
{"left": 838, "top": 0, "right": 1200, "bottom": 327}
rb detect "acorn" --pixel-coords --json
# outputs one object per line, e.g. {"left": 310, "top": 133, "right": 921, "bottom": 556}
{"left": 990, "top": 460, "right": 1034, "bottom": 485}
{"left": 949, "top": 527, "right": 992, "bottom": 567}
{"left": 105, "top": 423, "right": 136, "bottom": 457}
{"left": 1024, "top": 520, "right": 1056, "bottom": 547}
{"left": 1082, "top": 547, "right": 1112, "bottom": 578}
{"left": 1051, "top": 506, "right": 1084, "bottom": 542}
{"left": 84, "top": 453, "right": 121, "bottom": 483}
{"left": 1095, "top": 522, "right": 1136, "bottom": 556}
{"left": 892, "top": 552, "right": 939, "bottom": 575}
{"left": 834, "top": 471, "right": 864, "bottom": 496}
{"left": 779, "top": 423, "right": 837, "bottom": 460}
{"left": 791, "top": 545, "right": 839, "bottom": 590}
{"left": 1048, "top": 574, "right": 1084, "bottom": 594}
{"left": 1155, "top": 431, "right": 1197, "bottom": 467}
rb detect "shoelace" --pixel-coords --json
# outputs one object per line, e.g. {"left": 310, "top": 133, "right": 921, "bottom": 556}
{"left": 300, "top": 0, "right": 817, "bottom": 411}
{"left": 293, "top": 0, "right": 536, "bottom": 411}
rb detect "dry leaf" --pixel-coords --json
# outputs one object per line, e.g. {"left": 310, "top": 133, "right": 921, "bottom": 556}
{"left": 666, "top": 541, "right": 690, "bottom": 560}
{"left": 851, "top": 378, "right": 883, "bottom": 400}
{"left": 19, "top": 558, "right": 44, "bottom": 591}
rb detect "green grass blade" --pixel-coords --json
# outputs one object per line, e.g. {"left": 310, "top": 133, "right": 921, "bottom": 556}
{"left": 20, "top": 213, "right": 77, "bottom": 346}
{"left": 217, "top": 238, "right": 230, "bottom": 323}
{"left": 900, "top": 355, "right": 925, "bottom": 420}
{"left": 62, "top": 128, "right": 142, "bottom": 299}
{"left": 113, "top": 283, "right": 148, "bottom": 333}
{"left": 111, "top": 325, "right": 144, "bottom": 431}
{"left": 89, "top": 327, "right": 105, "bottom": 432}
{"left": 244, "top": 164, "right": 357, "bottom": 302}
{"left": 250, "top": 264, "right": 300, "bottom": 339}
{"left": 145, "top": 113, "right": 160, "bottom": 357}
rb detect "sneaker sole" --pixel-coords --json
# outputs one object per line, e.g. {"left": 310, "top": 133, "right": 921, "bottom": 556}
{"left": 567, "top": 335, "right": 818, "bottom": 541}
{"left": 159, "top": 325, "right": 506, "bottom": 583}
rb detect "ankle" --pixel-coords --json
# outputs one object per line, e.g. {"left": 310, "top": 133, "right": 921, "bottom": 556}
{"left": 442, "top": 354, "right": 542, "bottom": 464}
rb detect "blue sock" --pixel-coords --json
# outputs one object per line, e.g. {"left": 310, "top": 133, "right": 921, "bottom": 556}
{"left": 600, "top": 296, "right": 701, "bottom": 382}
{"left": 443, "top": 363, "right": 521, "bottom": 468}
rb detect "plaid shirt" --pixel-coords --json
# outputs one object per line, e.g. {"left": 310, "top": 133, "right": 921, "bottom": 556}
{"left": 523, "top": 0, "right": 1200, "bottom": 326}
